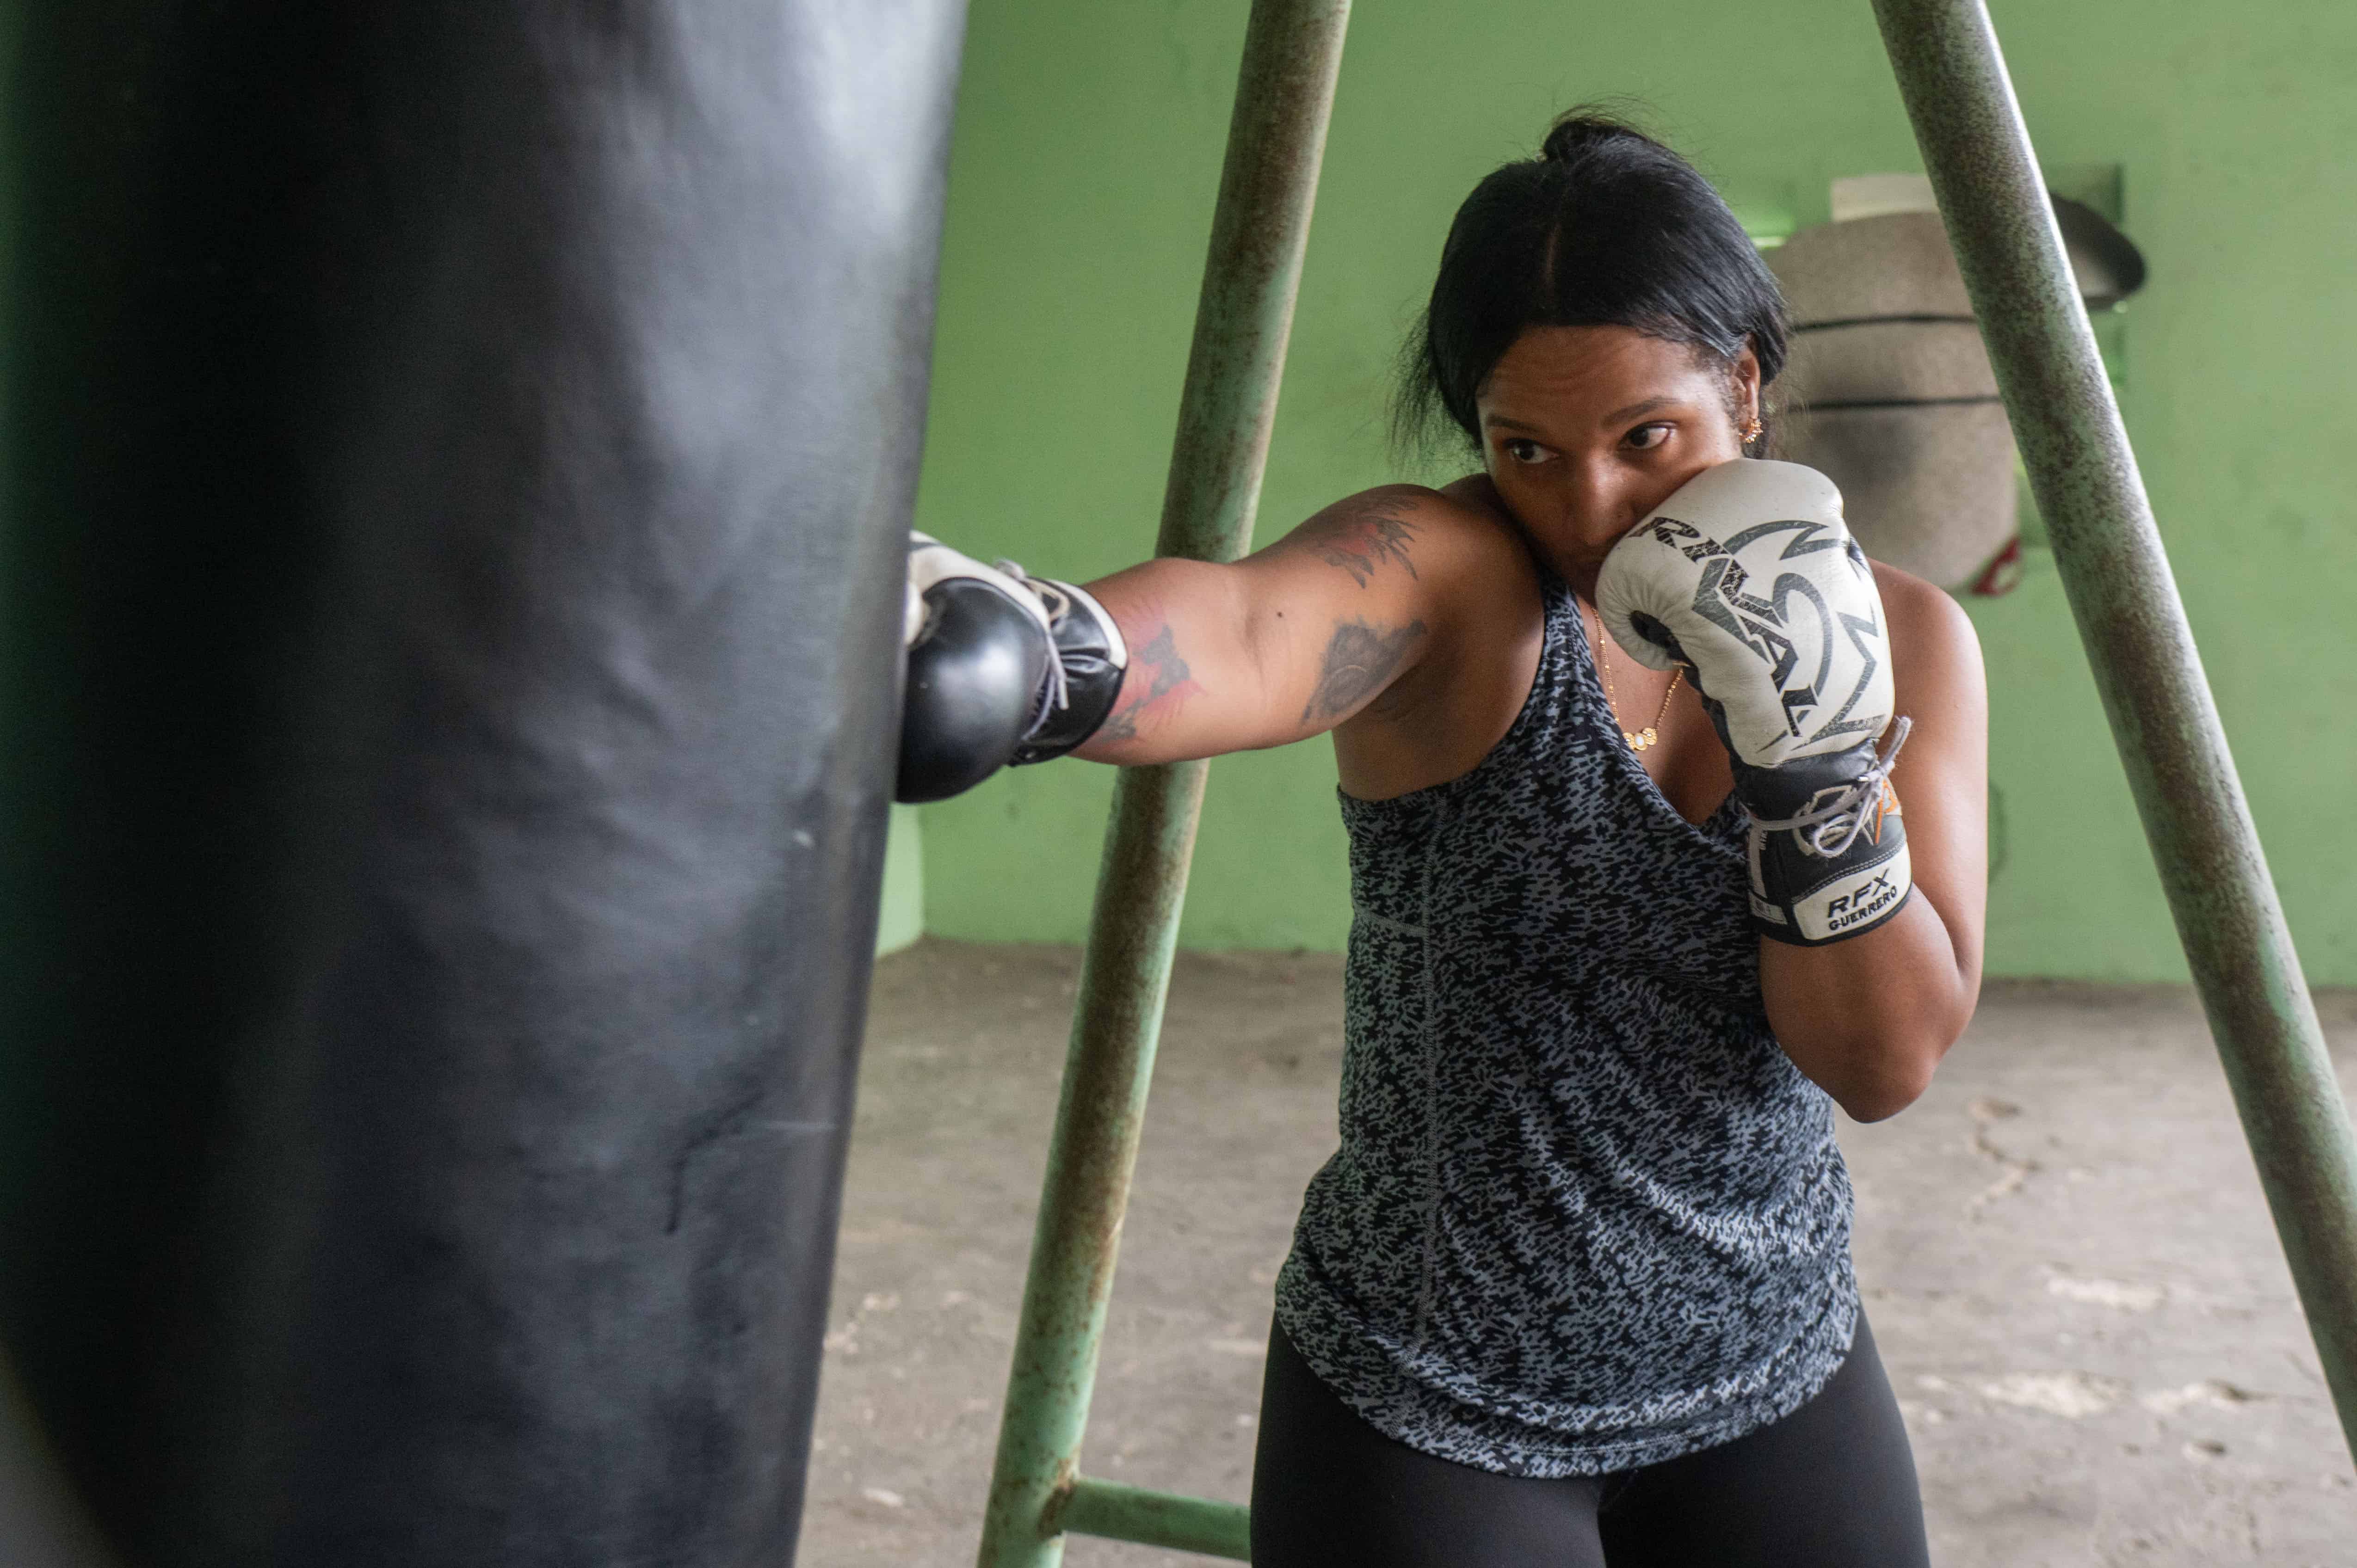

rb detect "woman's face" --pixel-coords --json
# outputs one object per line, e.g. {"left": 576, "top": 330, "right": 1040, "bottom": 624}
{"left": 1473, "top": 325, "right": 1759, "bottom": 592}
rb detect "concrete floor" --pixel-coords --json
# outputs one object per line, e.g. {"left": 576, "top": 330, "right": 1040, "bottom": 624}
{"left": 802, "top": 941, "right": 2357, "bottom": 1567}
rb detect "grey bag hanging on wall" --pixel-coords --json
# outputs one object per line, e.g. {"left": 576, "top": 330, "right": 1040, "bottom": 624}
{"left": 1770, "top": 189, "right": 2144, "bottom": 595}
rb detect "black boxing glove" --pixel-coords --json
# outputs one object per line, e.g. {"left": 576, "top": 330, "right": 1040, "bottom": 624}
{"left": 998, "top": 564, "right": 1128, "bottom": 768}
{"left": 895, "top": 534, "right": 1129, "bottom": 804}
{"left": 897, "top": 535, "right": 1051, "bottom": 803}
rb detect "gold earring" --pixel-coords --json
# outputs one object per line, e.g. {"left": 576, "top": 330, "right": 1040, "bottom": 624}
{"left": 1740, "top": 413, "right": 1763, "bottom": 446}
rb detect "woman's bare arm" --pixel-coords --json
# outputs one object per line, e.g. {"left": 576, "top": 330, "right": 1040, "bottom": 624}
{"left": 1072, "top": 486, "right": 1522, "bottom": 766}
{"left": 1758, "top": 566, "right": 1989, "bottom": 1121}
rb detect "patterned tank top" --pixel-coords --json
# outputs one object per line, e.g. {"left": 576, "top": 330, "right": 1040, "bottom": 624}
{"left": 1273, "top": 562, "right": 1858, "bottom": 1478}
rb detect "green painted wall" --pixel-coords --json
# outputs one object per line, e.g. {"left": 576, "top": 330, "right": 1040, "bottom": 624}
{"left": 912, "top": 0, "right": 2357, "bottom": 984}
{"left": 876, "top": 805, "right": 924, "bottom": 957}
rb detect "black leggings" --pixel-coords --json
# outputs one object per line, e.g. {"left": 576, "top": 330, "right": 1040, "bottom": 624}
{"left": 1250, "top": 1316, "right": 1930, "bottom": 1568}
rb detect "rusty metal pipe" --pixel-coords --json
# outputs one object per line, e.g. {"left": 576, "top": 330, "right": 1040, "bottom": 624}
{"left": 973, "top": 2, "right": 1351, "bottom": 1563}
{"left": 1870, "top": 0, "right": 2357, "bottom": 1464}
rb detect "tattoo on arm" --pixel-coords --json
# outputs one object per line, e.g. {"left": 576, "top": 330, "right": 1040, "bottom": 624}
{"left": 1294, "top": 492, "right": 1422, "bottom": 588}
{"left": 1300, "top": 617, "right": 1426, "bottom": 724}
{"left": 1096, "top": 622, "right": 1202, "bottom": 743}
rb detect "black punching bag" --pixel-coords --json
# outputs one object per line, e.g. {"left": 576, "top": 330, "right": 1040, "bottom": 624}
{"left": 0, "top": 2, "right": 966, "bottom": 1562}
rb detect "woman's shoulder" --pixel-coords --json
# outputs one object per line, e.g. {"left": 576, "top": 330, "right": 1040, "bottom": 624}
{"left": 1870, "top": 559, "right": 1986, "bottom": 720}
{"left": 1870, "top": 560, "right": 1981, "bottom": 666}
{"left": 1283, "top": 477, "right": 1539, "bottom": 587}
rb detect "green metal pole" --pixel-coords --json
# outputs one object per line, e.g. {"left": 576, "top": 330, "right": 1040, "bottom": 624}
{"left": 974, "top": 3, "right": 1351, "bottom": 1564}
{"left": 1870, "top": 0, "right": 2357, "bottom": 1464}
{"left": 1055, "top": 1477, "right": 1253, "bottom": 1561}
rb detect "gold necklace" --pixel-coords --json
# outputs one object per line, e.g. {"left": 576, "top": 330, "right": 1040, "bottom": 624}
{"left": 1587, "top": 599, "right": 1683, "bottom": 752}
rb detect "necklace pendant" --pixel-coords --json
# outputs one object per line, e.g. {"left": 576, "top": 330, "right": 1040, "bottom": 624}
{"left": 1640, "top": 726, "right": 1659, "bottom": 748}
{"left": 1626, "top": 729, "right": 1651, "bottom": 751}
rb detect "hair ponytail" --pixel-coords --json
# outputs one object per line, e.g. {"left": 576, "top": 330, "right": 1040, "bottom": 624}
{"left": 1537, "top": 112, "right": 1647, "bottom": 166}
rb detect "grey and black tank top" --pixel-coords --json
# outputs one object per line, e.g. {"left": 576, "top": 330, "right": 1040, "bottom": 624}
{"left": 1274, "top": 562, "right": 1858, "bottom": 1478}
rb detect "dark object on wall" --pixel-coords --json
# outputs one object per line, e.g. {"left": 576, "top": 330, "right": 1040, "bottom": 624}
{"left": 1770, "top": 193, "right": 2145, "bottom": 594}
{"left": 0, "top": 2, "right": 965, "bottom": 1564}
{"left": 2052, "top": 196, "right": 2147, "bottom": 311}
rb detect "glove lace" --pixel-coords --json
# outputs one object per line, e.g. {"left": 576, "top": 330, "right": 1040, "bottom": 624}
{"left": 1749, "top": 718, "right": 1912, "bottom": 858}
{"left": 994, "top": 557, "right": 1071, "bottom": 733}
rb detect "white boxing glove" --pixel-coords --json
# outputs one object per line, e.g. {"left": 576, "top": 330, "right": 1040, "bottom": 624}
{"left": 1598, "top": 460, "right": 1913, "bottom": 946}
{"left": 1598, "top": 460, "right": 1892, "bottom": 764}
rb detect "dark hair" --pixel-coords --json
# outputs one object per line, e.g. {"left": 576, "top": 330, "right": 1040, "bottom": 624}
{"left": 1395, "top": 112, "right": 1789, "bottom": 456}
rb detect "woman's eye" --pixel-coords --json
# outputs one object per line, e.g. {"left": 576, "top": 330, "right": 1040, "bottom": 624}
{"left": 1502, "top": 438, "right": 1548, "bottom": 464}
{"left": 1624, "top": 423, "right": 1674, "bottom": 451}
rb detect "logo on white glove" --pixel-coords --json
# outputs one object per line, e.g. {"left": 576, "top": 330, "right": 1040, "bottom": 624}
{"left": 1599, "top": 461, "right": 1896, "bottom": 769}
{"left": 1634, "top": 514, "right": 1885, "bottom": 753}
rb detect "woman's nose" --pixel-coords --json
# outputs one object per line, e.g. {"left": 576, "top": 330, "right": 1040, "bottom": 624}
{"left": 1562, "top": 460, "right": 1649, "bottom": 543}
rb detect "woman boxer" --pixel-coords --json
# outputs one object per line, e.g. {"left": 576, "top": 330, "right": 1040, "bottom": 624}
{"left": 901, "top": 113, "right": 1985, "bottom": 1566}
